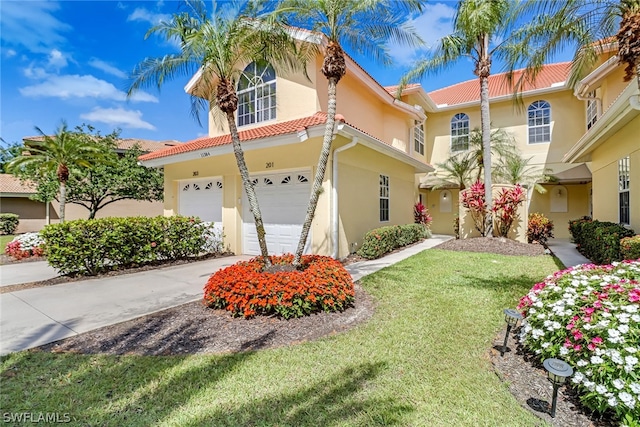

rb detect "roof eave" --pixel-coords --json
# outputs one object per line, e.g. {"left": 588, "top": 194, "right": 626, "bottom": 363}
{"left": 432, "top": 84, "right": 569, "bottom": 111}
{"left": 574, "top": 56, "right": 619, "bottom": 97}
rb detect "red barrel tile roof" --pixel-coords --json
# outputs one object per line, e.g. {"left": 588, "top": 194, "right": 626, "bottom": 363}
{"left": 0, "top": 174, "right": 36, "bottom": 194}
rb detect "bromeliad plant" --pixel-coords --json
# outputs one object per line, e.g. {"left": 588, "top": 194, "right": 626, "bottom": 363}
{"left": 518, "top": 260, "right": 640, "bottom": 422}
{"left": 204, "top": 254, "right": 355, "bottom": 319}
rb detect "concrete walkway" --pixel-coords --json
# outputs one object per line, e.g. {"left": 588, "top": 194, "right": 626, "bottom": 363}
{"left": 0, "top": 235, "right": 454, "bottom": 355}
{"left": 546, "top": 238, "right": 592, "bottom": 268}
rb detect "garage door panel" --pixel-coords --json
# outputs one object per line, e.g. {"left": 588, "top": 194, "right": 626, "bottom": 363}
{"left": 179, "top": 178, "right": 223, "bottom": 223}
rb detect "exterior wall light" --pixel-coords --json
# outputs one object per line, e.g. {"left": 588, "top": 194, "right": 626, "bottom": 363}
{"left": 543, "top": 358, "right": 573, "bottom": 418}
{"left": 501, "top": 308, "right": 522, "bottom": 357}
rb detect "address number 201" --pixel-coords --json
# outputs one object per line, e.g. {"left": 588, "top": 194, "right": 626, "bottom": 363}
{"left": 265, "top": 162, "right": 274, "bottom": 168}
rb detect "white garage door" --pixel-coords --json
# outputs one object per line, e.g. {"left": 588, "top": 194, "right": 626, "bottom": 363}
{"left": 243, "top": 171, "right": 311, "bottom": 255}
{"left": 179, "top": 178, "right": 223, "bottom": 232}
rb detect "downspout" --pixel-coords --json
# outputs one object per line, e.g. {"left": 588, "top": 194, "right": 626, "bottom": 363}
{"left": 331, "top": 137, "right": 359, "bottom": 259}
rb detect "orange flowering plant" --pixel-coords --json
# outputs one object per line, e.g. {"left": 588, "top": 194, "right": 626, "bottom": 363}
{"left": 203, "top": 254, "right": 355, "bottom": 319}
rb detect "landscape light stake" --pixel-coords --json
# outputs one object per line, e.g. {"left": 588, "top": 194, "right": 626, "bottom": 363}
{"left": 543, "top": 358, "right": 573, "bottom": 418}
{"left": 501, "top": 308, "right": 522, "bottom": 357}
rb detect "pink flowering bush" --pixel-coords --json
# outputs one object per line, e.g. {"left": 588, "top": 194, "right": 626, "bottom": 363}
{"left": 492, "top": 185, "right": 525, "bottom": 238}
{"left": 518, "top": 260, "right": 640, "bottom": 422}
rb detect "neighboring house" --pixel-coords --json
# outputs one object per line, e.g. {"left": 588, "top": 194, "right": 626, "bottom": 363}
{"left": 138, "top": 37, "right": 433, "bottom": 259}
{"left": 0, "top": 139, "right": 177, "bottom": 233}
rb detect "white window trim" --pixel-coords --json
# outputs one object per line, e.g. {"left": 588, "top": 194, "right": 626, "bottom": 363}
{"left": 380, "top": 174, "right": 390, "bottom": 222}
{"left": 619, "top": 156, "right": 630, "bottom": 225}
{"left": 237, "top": 62, "right": 276, "bottom": 127}
{"left": 527, "top": 100, "right": 551, "bottom": 144}
{"left": 451, "top": 113, "right": 470, "bottom": 152}
{"left": 586, "top": 90, "right": 599, "bottom": 130}
{"left": 414, "top": 120, "right": 425, "bottom": 155}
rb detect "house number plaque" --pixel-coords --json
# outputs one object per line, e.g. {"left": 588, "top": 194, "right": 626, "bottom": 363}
{"left": 265, "top": 162, "right": 274, "bottom": 168}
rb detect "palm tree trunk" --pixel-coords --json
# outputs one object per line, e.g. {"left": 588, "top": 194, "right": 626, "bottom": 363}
{"left": 479, "top": 34, "right": 493, "bottom": 238}
{"left": 293, "top": 76, "right": 339, "bottom": 267}
{"left": 59, "top": 181, "right": 66, "bottom": 223}
{"left": 225, "top": 111, "right": 271, "bottom": 267}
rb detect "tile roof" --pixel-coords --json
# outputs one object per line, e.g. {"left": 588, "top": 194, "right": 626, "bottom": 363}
{"left": 0, "top": 174, "right": 36, "bottom": 194}
{"left": 139, "top": 112, "right": 335, "bottom": 162}
{"left": 383, "top": 83, "right": 421, "bottom": 96}
{"left": 428, "top": 62, "right": 572, "bottom": 106}
{"left": 22, "top": 136, "right": 178, "bottom": 153}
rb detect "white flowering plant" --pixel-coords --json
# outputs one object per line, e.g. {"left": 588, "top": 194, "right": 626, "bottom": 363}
{"left": 5, "top": 232, "right": 45, "bottom": 260}
{"left": 198, "top": 222, "right": 225, "bottom": 254}
{"left": 518, "top": 260, "right": 640, "bottom": 423}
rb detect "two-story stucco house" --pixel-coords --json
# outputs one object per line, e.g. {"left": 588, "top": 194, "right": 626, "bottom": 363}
{"left": 138, "top": 34, "right": 433, "bottom": 259}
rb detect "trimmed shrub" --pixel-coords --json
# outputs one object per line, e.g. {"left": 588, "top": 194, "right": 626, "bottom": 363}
{"left": 518, "top": 261, "right": 640, "bottom": 423}
{"left": 204, "top": 254, "right": 355, "bottom": 319}
{"left": 0, "top": 213, "right": 19, "bottom": 235}
{"left": 41, "top": 216, "right": 217, "bottom": 276}
{"left": 527, "top": 212, "right": 554, "bottom": 245}
{"left": 621, "top": 236, "right": 640, "bottom": 260}
{"left": 569, "top": 218, "right": 635, "bottom": 264}
{"left": 4, "top": 232, "right": 45, "bottom": 260}
{"left": 357, "top": 224, "right": 429, "bottom": 260}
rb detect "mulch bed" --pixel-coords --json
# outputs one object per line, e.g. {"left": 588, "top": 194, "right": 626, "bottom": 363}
{"left": 18, "top": 237, "right": 613, "bottom": 425}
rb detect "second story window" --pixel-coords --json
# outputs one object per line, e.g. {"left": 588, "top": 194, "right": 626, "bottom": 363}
{"left": 237, "top": 62, "right": 276, "bottom": 127}
{"left": 414, "top": 120, "right": 424, "bottom": 155}
{"left": 619, "top": 156, "right": 630, "bottom": 225}
{"left": 451, "top": 113, "right": 469, "bottom": 152}
{"left": 528, "top": 100, "right": 551, "bottom": 143}
{"left": 586, "top": 90, "right": 599, "bottom": 130}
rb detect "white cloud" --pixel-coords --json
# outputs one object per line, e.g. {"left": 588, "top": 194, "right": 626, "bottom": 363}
{"left": 127, "top": 7, "right": 170, "bottom": 25}
{"left": 81, "top": 107, "right": 156, "bottom": 130}
{"left": 389, "top": 3, "right": 456, "bottom": 65}
{"left": 3, "top": 48, "right": 17, "bottom": 58}
{"left": 19, "top": 74, "right": 158, "bottom": 103}
{"left": 88, "top": 58, "right": 128, "bottom": 79}
{"left": 23, "top": 65, "right": 50, "bottom": 80}
{"left": 0, "top": 2, "right": 71, "bottom": 53}
{"left": 47, "top": 49, "right": 68, "bottom": 69}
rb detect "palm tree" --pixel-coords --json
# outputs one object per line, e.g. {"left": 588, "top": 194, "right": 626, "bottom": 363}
{"left": 7, "top": 122, "right": 103, "bottom": 223}
{"left": 401, "top": 0, "right": 517, "bottom": 237}
{"left": 467, "top": 127, "right": 517, "bottom": 182}
{"left": 127, "top": 0, "right": 307, "bottom": 267}
{"left": 508, "top": 0, "right": 640, "bottom": 90}
{"left": 494, "top": 151, "right": 555, "bottom": 194}
{"left": 273, "top": 0, "right": 423, "bottom": 265}
{"left": 433, "top": 153, "right": 476, "bottom": 190}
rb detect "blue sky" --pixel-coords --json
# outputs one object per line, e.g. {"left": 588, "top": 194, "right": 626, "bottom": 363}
{"left": 0, "top": 1, "right": 567, "bottom": 146}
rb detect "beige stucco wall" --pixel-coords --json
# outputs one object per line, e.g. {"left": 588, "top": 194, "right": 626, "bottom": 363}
{"left": 590, "top": 114, "right": 640, "bottom": 232}
{"left": 0, "top": 197, "right": 50, "bottom": 233}
{"left": 528, "top": 184, "right": 592, "bottom": 239}
{"left": 421, "top": 188, "right": 460, "bottom": 236}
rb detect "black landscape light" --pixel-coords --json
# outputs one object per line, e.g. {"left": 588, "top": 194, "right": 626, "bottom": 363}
{"left": 543, "top": 358, "right": 573, "bottom": 418}
{"left": 501, "top": 308, "right": 522, "bottom": 357}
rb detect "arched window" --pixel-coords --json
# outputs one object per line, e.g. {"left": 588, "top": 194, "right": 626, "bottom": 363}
{"left": 237, "top": 62, "right": 276, "bottom": 127}
{"left": 450, "top": 113, "right": 469, "bottom": 152}
{"left": 528, "top": 100, "right": 551, "bottom": 143}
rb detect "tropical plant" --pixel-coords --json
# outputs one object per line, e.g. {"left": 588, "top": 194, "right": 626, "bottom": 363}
{"left": 6, "top": 122, "right": 104, "bottom": 223}
{"left": 432, "top": 152, "right": 476, "bottom": 190}
{"left": 527, "top": 212, "right": 554, "bottom": 245}
{"left": 128, "top": 0, "right": 307, "bottom": 267}
{"left": 491, "top": 184, "right": 525, "bottom": 238}
{"left": 494, "top": 151, "right": 554, "bottom": 194}
{"left": 467, "top": 127, "right": 517, "bottom": 183}
{"left": 401, "top": 0, "right": 518, "bottom": 237}
{"left": 460, "top": 180, "right": 489, "bottom": 236}
{"left": 509, "top": 0, "right": 640, "bottom": 90}
{"left": 273, "top": 0, "right": 423, "bottom": 266}
{"left": 413, "top": 201, "right": 432, "bottom": 227}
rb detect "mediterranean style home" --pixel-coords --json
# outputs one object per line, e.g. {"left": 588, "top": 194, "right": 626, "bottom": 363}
{"left": 140, "top": 35, "right": 638, "bottom": 256}
{"left": 1, "top": 139, "right": 175, "bottom": 233}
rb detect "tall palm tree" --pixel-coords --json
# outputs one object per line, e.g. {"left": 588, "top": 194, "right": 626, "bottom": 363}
{"left": 127, "top": 0, "right": 307, "bottom": 267}
{"left": 432, "top": 153, "right": 476, "bottom": 190}
{"left": 467, "top": 127, "right": 517, "bottom": 182}
{"left": 401, "top": 0, "right": 516, "bottom": 237}
{"left": 274, "top": 0, "right": 423, "bottom": 265}
{"left": 508, "top": 0, "right": 640, "bottom": 90}
{"left": 7, "top": 122, "right": 103, "bottom": 223}
{"left": 494, "top": 151, "right": 555, "bottom": 194}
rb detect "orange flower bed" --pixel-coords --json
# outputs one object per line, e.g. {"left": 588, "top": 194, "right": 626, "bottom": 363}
{"left": 203, "top": 254, "right": 355, "bottom": 319}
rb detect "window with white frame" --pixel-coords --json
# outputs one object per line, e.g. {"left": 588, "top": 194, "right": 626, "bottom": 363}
{"left": 586, "top": 90, "right": 599, "bottom": 130}
{"left": 414, "top": 120, "right": 425, "bottom": 155}
{"left": 527, "top": 100, "right": 551, "bottom": 143}
{"left": 379, "top": 175, "right": 389, "bottom": 222}
{"left": 237, "top": 62, "right": 276, "bottom": 127}
{"left": 619, "top": 156, "right": 630, "bottom": 225}
{"left": 450, "top": 113, "right": 469, "bottom": 152}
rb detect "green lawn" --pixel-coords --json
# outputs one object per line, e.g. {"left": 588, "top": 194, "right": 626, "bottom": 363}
{"left": 0, "top": 235, "right": 14, "bottom": 253}
{"left": 0, "top": 249, "right": 558, "bottom": 426}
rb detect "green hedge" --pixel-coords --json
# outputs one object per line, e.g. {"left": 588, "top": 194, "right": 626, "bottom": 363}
{"left": 0, "top": 213, "right": 19, "bottom": 235}
{"left": 41, "top": 216, "right": 207, "bottom": 276}
{"left": 568, "top": 217, "right": 635, "bottom": 264}
{"left": 620, "top": 235, "right": 640, "bottom": 260}
{"left": 357, "top": 224, "right": 429, "bottom": 260}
